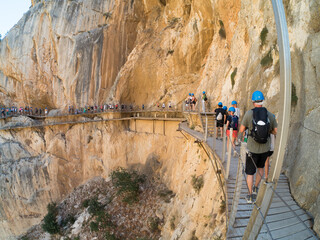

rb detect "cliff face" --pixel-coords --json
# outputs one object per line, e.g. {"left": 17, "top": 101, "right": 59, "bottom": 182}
{"left": 0, "top": 0, "right": 319, "bottom": 237}
{"left": 0, "top": 118, "right": 225, "bottom": 239}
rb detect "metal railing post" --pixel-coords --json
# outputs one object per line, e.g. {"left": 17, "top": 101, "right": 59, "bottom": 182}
{"left": 205, "top": 115, "right": 208, "bottom": 142}
{"left": 222, "top": 124, "right": 226, "bottom": 163}
{"left": 228, "top": 142, "right": 246, "bottom": 229}
{"left": 213, "top": 119, "right": 217, "bottom": 150}
{"left": 226, "top": 128, "right": 233, "bottom": 179}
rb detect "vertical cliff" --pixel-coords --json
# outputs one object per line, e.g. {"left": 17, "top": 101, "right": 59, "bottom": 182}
{"left": 0, "top": 0, "right": 319, "bottom": 237}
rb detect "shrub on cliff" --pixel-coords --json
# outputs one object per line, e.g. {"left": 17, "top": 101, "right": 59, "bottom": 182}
{"left": 111, "top": 168, "right": 145, "bottom": 204}
{"left": 42, "top": 202, "right": 60, "bottom": 234}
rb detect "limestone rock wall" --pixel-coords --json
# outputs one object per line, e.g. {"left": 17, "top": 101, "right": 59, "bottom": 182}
{"left": 0, "top": 120, "right": 225, "bottom": 239}
{"left": 0, "top": 0, "right": 319, "bottom": 237}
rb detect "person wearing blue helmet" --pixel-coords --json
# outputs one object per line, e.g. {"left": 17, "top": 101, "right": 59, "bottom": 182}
{"left": 226, "top": 107, "right": 239, "bottom": 157}
{"left": 231, "top": 100, "right": 241, "bottom": 145}
{"left": 202, "top": 91, "right": 208, "bottom": 112}
{"left": 215, "top": 102, "right": 226, "bottom": 139}
{"left": 239, "top": 91, "right": 277, "bottom": 204}
{"left": 223, "top": 106, "right": 229, "bottom": 124}
{"left": 191, "top": 93, "right": 197, "bottom": 111}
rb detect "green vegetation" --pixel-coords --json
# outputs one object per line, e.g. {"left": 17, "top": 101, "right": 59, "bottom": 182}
{"left": 190, "top": 124, "right": 195, "bottom": 130}
{"left": 190, "top": 230, "right": 199, "bottom": 240}
{"left": 60, "top": 214, "right": 76, "bottom": 227}
{"left": 219, "top": 200, "right": 226, "bottom": 214}
{"left": 103, "top": 12, "right": 112, "bottom": 20}
{"left": 148, "top": 217, "right": 160, "bottom": 233}
{"left": 158, "top": 189, "right": 175, "bottom": 203}
{"left": 213, "top": 235, "right": 223, "bottom": 240}
{"left": 111, "top": 168, "right": 145, "bottom": 204}
{"left": 191, "top": 175, "right": 204, "bottom": 194}
{"left": 218, "top": 20, "right": 226, "bottom": 39}
{"left": 170, "top": 216, "right": 176, "bottom": 230}
{"left": 167, "top": 49, "right": 174, "bottom": 55}
{"left": 83, "top": 196, "right": 114, "bottom": 233}
{"left": 291, "top": 83, "right": 298, "bottom": 106}
{"left": 42, "top": 203, "right": 60, "bottom": 234}
{"left": 168, "top": 17, "right": 179, "bottom": 27}
{"left": 159, "top": 0, "right": 166, "bottom": 6}
{"left": 260, "top": 49, "right": 273, "bottom": 68}
{"left": 231, "top": 68, "right": 237, "bottom": 88}
{"left": 90, "top": 221, "right": 99, "bottom": 232}
{"left": 105, "top": 231, "right": 119, "bottom": 240}
{"left": 260, "top": 27, "right": 268, "bottom": 46}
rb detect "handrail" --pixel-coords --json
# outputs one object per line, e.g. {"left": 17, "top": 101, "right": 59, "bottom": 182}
{"left": 243, "top": 0, "right": 292, "bottom": 239}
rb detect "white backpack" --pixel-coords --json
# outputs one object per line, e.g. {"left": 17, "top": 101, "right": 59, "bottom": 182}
{"left": 217, "top": 112, "right": 223, "bottom": 121}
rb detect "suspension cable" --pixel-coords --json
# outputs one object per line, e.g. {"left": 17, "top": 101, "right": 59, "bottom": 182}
{"left": 232, "top": 144, "right": 318, "bottom": 238}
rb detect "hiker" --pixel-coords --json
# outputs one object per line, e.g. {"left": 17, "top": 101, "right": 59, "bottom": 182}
{"left": 191, "top": 93, "right": 197, "bottom": 111}
{"left": 202, "top": 91, "right": 208, "bottom": 112}
{"left": 162, "top": 103, "right": 165, "bottom": 110}
{"left": 226, "top": 107, "right": 239, "bottom": 157}
{"left": 185, "top": 93, "right": 191, "bottom": 111}
{"left": 232, "top": 100, "right": 241, "bottom": 145}
{"left": 215, "top": 102, "right": 226, "bottom": 139}
{"left": 223, "top": 106, "right": 228, "bottom": 124}
{"left": 239, "top": 91, "right": 277, "bottom": 203}
{"left": 45, "top": 107, "right": 48, "bottom": 115}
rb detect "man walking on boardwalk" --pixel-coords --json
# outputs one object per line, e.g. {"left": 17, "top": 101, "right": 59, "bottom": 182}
{"left": 239, "top": 91, "right": 277, "bottom": 203}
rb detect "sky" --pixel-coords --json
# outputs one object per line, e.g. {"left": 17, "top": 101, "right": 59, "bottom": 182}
{"left": 0, "top": 0, "right": 31, "bottom": 38}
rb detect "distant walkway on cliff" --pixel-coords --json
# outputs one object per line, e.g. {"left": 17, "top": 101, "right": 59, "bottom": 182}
{"left": 0, "top": 110, "right": 185, "bottom": 131}
{"left": 178, "top": 114, "right": 319, "bottom": 240}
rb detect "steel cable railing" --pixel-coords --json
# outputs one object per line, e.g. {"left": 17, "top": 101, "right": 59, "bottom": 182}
{"left": 229, "top": 142, "right": 318, "bottom": 239}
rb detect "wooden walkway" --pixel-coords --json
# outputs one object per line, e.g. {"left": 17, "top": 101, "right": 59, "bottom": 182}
{"left": 0, "top": 113, "right": 185, "bottom": 131}
{"left": 179, "top": 120, "right": 318, "bottom": 240}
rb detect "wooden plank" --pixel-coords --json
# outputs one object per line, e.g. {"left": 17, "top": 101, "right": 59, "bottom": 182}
{"left": 268, "top": 221, "right": 313, "bottom": 239}
{"left": 277, "top": 228, "right": 315, "bottom": 240}
{"left": 265, "top": 209, "right": 308, "bottom": 223}
{"left": 227, "top": 226, "right": 246, "bottom": 238}
{"left": 261, "top": 217, "right": 312, "bottom": 232}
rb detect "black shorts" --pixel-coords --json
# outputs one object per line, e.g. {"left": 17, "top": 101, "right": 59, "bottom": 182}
{"left": 245, "top": 152, "right": 269, "bottom": 175}
{"left": 216, "top": 120, "right": 224, "bottom": 127}
{"left": 268, "top": 151, "right": 274, "bottom": 157}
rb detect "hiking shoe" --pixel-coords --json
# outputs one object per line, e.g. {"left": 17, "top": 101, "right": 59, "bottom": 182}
{"left": 233, "top": 150, "right": 237, "bottom": 157}
{"left": 253, "top": 186, "right": 259, "bottom": 195}
{"left": 245, "top": 194, "right": 252, "bottom": 204}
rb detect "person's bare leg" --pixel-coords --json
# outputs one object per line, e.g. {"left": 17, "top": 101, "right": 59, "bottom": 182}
{"left": 265, "top": 158, "right": 269, "bottom": 179}
{"left": 247, "top": 174, "right": 254, "bottom": 194}
{"left": 255, "top": 168, "right": 264, "bottom": 187}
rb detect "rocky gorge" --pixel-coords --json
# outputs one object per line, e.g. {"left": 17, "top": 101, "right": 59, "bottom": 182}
{"left": 0, "top": 0, "right": 319, "bottom": 238}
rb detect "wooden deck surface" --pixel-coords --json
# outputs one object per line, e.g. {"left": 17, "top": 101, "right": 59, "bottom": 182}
{"left": 180, "top": 118, "right": 318, "bottom": 240}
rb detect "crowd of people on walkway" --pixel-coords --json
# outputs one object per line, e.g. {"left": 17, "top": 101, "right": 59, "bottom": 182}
{"left": 1, "top": 90, "right": 278, "bottom": 206}
{"left": 0, "top": 101, "right": 178, "bottom": 119}
{"left": 1, "top": 106, "right": 48, "bottom": 118}
{"left": 184, "top": 90, "right": 277, "bottom": 204}
{"left": 209, "top": 91, "right": 277, "bottom": 204}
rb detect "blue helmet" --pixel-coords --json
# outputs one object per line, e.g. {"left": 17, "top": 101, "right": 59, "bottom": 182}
{"left": 223, "top": 106, "right": 227, "bottom": 110}
{"left": 252, "top": 91, "right": 265, "bottom": 102}
{"left": 192, "top": 93, "right": 194, "bottom": 96}
{"left": 218, "top": 102, "right": 223, "bottom": 106}
{"left": 203, "top": 91, "right": 206, "bottom": 94}
{"left": 189, "top": 93, "right": 191, "bottom": 96}
{"left": 229, "top": 107, "right": 235, "bottom": 112}
{"left": 231, "top": 100, "right": 237, "bottom": 105}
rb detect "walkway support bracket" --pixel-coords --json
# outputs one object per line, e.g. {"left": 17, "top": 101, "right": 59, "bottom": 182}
{"left": 243, "top": 0, "right": 291, "bottom": 239}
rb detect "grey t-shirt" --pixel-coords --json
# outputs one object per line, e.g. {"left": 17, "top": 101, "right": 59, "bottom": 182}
{"left": 241, "top": 108, "right": 277, "bottom": 154}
